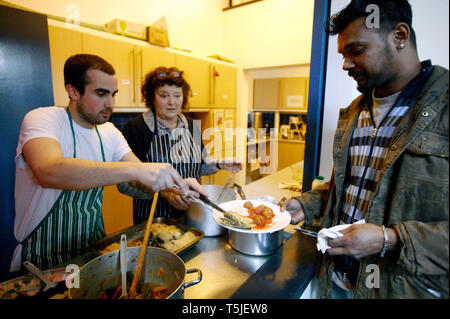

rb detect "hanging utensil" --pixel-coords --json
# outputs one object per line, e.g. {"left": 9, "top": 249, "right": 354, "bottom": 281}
{"left": 216, "top": 177, "right": 233, "bottom": 202}
{"left": 128, "top": 192, "right": 159, "bottom": 299}
{"left": 119, "top": 234, "right": 127, "bottom": 299}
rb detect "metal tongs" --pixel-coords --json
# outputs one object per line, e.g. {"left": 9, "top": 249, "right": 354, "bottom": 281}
{"left": 174, "top": 184, "right": 227, "bottom": 215}
{"left": 195, "top": 194, "right": 228, "bottom": 214}
{"left": 295, "top": 226, "right": 318, "bottom": 237}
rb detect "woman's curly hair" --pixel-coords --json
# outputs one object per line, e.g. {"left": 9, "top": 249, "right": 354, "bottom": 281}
{"left": 141, "top": 66, "right": 192, "bottom": 112}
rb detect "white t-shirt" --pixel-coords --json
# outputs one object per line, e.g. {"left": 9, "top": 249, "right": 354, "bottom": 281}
{"left": 11, "top": 106, "right": 131, "bottom": 271}
{"left": 372, "top": 90, "right": 401, "bottom": 127}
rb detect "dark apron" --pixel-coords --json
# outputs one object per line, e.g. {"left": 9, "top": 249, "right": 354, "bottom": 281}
{"left": 133, "top": 118, "right": 201, "bottom": 223}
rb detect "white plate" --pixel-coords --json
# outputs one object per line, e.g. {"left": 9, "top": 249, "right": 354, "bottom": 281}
{"left": 212, "top": 200, "right": 291, "bottom": 234}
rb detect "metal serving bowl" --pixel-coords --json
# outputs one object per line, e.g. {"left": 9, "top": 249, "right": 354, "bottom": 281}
{"left": 227, "top": 229, "right": 285, "bottom": 256}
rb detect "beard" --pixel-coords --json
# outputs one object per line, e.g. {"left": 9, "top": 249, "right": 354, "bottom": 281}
{"left": 352, "top": 41, "right": 396, "bottom": 94}
{"left": 76, "top": 101, "right": 111, "bottom": 125}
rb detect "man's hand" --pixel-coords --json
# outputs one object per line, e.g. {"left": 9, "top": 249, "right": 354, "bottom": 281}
{"left": 162, "top": 178, "right": 208, "bottom": 211}
{"left": 327, "top": 223, "right": 399, "bottom": 259}
{"left": 134, "top": 162, "right": 189, "bottom": 194}
{"left": 278, "top": 197, "right": 305, "bottom": 224}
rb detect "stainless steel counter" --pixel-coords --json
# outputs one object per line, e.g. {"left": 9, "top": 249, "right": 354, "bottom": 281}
{"left": 181, "top": 231, "right": 294, "bottom": 299}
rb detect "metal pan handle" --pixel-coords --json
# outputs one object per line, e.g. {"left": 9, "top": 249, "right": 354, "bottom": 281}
{"left": 184, "top": 268, "right": 202, "bottom": 289}
{"left": 231, "top": 183, "right": 246, "bottom": 200}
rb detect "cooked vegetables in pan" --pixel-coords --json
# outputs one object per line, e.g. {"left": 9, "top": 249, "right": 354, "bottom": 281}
{"left": 99, "top": 222, "right": 196, "bottom": 254}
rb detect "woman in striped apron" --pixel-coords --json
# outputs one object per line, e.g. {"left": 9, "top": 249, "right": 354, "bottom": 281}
{"left": 122, "top": 67, "right": 241, "bottom": 223}
{"left": 20, "top": 108, "right": 106, "bottom": 271}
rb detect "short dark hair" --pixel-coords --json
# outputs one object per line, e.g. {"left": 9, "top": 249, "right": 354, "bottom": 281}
{"left": 141, "top": 66, "right": 191, "bottom": 112}
{"left": 64, "top": 54, "right": 115, "bottom": 95}
{"left": 326, "top": 0, "right": 416, "bottom": 49}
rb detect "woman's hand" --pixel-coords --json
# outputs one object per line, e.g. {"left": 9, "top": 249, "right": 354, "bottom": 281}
{"left": 162, "top": 178, "right": 208, "bottom": 210}
{"left": 161, "top": 191, "right": 190, "bottom": 210}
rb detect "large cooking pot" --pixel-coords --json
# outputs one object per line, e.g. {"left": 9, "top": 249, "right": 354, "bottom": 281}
{"left": 68, "top": 247, "right": 201, "bottom": 299}
{"left": 185, "top": 184, "right": 245, "bottom": 236}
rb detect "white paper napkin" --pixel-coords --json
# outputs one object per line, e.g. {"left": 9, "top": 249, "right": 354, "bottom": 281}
{"left": 316, "top": 219, "right": 366, "bottom": 253}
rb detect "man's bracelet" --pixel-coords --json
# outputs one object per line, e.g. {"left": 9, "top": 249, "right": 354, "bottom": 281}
{"left": 380, "top": 225, "right": 388, "bottom": 258}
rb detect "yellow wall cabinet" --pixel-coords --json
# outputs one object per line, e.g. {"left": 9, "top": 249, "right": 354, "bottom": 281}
{"left": 102, "top": 185, "right": 133, "bottom": 235}
{"left": 175, "top": 54, "right": 211, "bottom": 109}
{"left": 82, "top": 33, "right": 138, "bottom": 108}
{"left": 203, "top": 109, "right": 238, "bottom": 185}
{"left": 212, "top": 63, "right": 237, "bottom": 109}
{"left": 253, "top": 77, "right": 309, "bottom": 111}
{"left": 48, "top": 24, "right": 236, "bottom": 111}
{"left": 49, "top": 25, "right": 178, "bottom": 108}
{"left": 175, "top": 55, "right": 237, "bottom": 110}
{"left": 82, "top": 34, "right": 178, "bottom": 108}
{"left": 280, "top": 77, "right": 309, "bottom": 110}
{"left": 277, "top": 141, "right": 305, "bottom": 171}
{"left": 48, "top": 25, "right": 83, "bottom": 106}
{"left": 253, "top": 78, "right": 280, "bottom": 110}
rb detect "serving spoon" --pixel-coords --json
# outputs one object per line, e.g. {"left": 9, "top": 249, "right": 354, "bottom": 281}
{"left": 119, "top": 234, "right": 127, "bottom": 299}
{"left": 128, "top": 192, "right": 159, "bottom": 299}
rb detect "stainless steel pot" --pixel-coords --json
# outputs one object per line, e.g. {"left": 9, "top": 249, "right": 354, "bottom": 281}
{"left": 185, "top": 184, "right": 245, "bottom": 236}
{"left": 228, "top": 229, "right": 284, "bottom": 256}
{"left": 68, "top": 247, "right": 201, "bottom": 299}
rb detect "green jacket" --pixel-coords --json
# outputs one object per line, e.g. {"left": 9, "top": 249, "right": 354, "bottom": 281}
{"left": 296, "top": 65, "right": 449, "bottom": 299}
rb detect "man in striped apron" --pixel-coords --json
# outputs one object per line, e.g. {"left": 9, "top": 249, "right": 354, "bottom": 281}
{"left": 281, "top": 0, "right": 448, "bottom": 298}
{"left": 11, "top": 54, "right": 204, "bottom": 272}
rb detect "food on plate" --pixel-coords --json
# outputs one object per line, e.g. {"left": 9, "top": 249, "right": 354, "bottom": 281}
{"left": 223, "top": 211, "right": 255, "bottom": 229}
{"left": 243, "top": 201, "right": 253, "bottom": 209}
{"left": 222, "top": 202, "right": 276, "bottom": 230}
{"left": 99, "top": 222, "right": 196, "bottom": 254}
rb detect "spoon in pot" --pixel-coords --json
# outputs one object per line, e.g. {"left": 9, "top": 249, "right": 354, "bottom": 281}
{"left": 119, "top": 234, "right": 127, "bottom": 299}
{"left": 128, "top": 192, "right": 159, "bottom": 299}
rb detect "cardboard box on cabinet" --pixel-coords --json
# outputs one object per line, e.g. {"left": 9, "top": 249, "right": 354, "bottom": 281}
{"left": 147, "top": 16, "right": 169, "bottom": 47}
{"left": 105, "top": 19, "right": 147, "bottom": 40}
